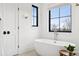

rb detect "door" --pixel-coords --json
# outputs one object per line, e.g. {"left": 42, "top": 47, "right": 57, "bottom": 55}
{"left": 2, "top": 4, "right": 18, "bottom": 56}
{"left": 0, "top": 4, "right": 3, "bottom": 56}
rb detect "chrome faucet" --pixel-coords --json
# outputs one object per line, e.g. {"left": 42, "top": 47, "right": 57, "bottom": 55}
{"left": 54, "top": 31, "right": 58, "bottom": 41}
{"left": 52, "top": 25, "right": 58, "bottom": 42}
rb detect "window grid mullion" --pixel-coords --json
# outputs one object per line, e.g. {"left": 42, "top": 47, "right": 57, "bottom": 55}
{"left": 59, "top": 8, "right": 60, "bottom": 31}
{"left": 70, "top": 5, "right": 72, "bottom": 31}
{"left": 50, "top": 15, "right": 71, "bottom": 19}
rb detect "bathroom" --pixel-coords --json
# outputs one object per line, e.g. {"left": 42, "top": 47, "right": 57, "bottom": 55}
{"left": 0, "top": 3, "right": 79, "bottom": 56}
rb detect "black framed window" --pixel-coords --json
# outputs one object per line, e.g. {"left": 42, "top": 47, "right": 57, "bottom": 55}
{"left": 32, "top": 5, "right": 38, "bottom": 27}
{"left": 49, "top": 4, "right": 72, "bottom": 32}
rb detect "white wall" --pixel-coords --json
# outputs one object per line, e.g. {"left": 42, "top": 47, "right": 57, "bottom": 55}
{"left": 40, "top": 3, "right": 79, "bottom": 51}
{"left": 19, "top": 3, "right": 41, "bottom": 54}
{"left": 12, "top": 3, "right": 79, "bottom": 54}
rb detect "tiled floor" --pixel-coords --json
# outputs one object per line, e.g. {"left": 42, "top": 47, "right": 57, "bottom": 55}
{"left": 16, "top": 50, "right": 79, "bottom": 56}
{"left": 17, "top": 50, "right": 40, "bottom": 56}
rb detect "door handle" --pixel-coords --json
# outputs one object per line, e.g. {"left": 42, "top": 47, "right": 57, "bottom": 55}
{"left": 0, "top": 18, "right": 1, "bottom": 20}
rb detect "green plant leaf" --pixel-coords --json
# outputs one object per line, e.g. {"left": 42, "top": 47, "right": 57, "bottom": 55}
{"left": 64, "top": 44, "right": 75, "bottom": 52}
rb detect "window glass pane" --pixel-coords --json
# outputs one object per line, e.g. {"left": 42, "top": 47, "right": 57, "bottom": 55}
{"left": 32, "top": 7, "right": 36, "bottom": 16}
{"left": 60, "top": 17, "right": 71, "bottom": 31}
{"left": 51, "top": 8, "right": 59, "bottom": 18}
{"left": 60, "top": 5, "right": 71, "bottom": 17}
{"left": 50, "top": 18, "right": 59, "bottom": 31}
{"left": 32, "top": 17, "right": 36, "bottom": 25}
{"left": 32, "top": 5, "right": 38, "bottom": 27}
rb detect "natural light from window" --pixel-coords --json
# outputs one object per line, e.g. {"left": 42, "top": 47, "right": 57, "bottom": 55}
{"left": 49, "top": 4, "right": 72, "bottom": 32}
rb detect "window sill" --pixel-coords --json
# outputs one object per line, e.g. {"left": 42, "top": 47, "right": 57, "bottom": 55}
{"left": 32, "top": 25, "right": 38, "bottom": 27}
{"left": 49, "top": 31, "right": 72, "bottom": 33}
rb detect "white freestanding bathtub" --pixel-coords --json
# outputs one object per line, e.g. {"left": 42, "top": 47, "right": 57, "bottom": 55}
{"left": 34, "top": 39, "right": 75, "bottom": 56}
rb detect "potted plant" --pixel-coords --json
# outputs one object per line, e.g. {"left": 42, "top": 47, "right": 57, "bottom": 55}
{"left": 64, "top": 44, "right": 76, "bottom": 56}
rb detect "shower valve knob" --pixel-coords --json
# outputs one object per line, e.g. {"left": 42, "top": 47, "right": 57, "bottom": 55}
{"left": 7, "top": 31, "right": 10, "bottom": 34}
{"left": 3, "top": 31, "right": 6, "bottom": 35}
